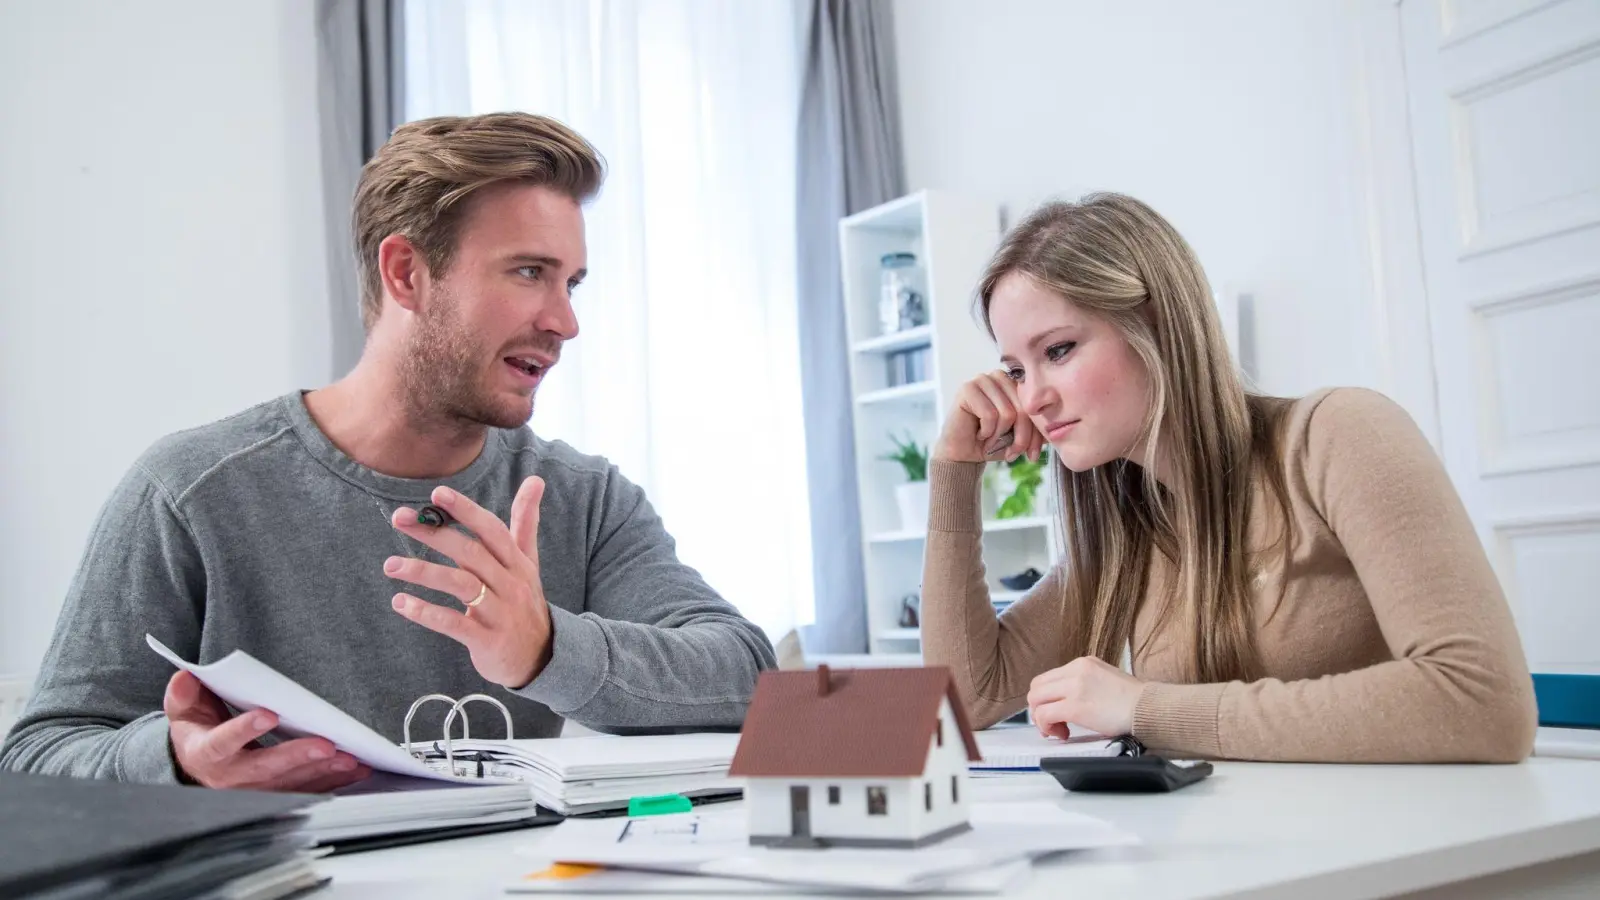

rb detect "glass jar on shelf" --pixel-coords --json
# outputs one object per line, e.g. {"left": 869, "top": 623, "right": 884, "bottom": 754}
{"left": 878, "top": 252, "right": 926, "bottom": 335}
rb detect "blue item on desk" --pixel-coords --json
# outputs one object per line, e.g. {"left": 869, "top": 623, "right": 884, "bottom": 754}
{"left": 1533, "top": 673, "right": 1600, "bottom": 730}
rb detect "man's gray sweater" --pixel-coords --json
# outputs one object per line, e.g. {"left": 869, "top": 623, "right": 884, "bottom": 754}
{"left": 1, "top": 392, "right": 776, "bottom": 782}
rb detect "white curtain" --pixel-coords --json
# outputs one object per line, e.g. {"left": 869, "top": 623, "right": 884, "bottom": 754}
{"left": 402, "top": 0, "right": 815, "bottom": 642}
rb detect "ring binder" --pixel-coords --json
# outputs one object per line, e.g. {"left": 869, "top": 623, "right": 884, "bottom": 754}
{"left": 402, "top": 693, "right": 515, "bottom": 778}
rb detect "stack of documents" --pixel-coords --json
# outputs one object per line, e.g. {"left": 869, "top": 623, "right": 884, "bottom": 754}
{"left": 970, "top": 725, "right": 1125, "bottom": 774}
{"left": 307, "top": 772, "right": 552, "bottom": 847}
{"left": 146, "top": 635, "right": 744, "bottom": 818}
{"left": 515, "top": 802, "right": 1137, "bottom": 894}
{"left": 0, "top": 772, "right": 325, "bottom": 900}
{"left": 447, "top": 732, "right": 743, "bottom": 815}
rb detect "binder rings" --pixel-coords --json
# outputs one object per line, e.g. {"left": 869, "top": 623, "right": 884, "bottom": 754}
{"left": 147, "top": 634, "right": 743, "bottom": 816}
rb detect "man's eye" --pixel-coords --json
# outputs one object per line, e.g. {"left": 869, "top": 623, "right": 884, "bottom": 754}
{"left": 1046, "top": 342, "right": 1077, "bottom": 362}
{"left": 516, "top": 265, "right": 543, "bottom": 280}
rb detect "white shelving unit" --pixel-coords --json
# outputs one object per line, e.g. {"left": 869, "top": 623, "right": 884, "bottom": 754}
{"left": 838, "top": 190, "right": 1062, "bottom": 661}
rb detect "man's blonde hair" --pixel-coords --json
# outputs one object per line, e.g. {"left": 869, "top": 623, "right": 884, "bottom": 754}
{"left": 352, "top": 112, "right": 605, "bottom": 329}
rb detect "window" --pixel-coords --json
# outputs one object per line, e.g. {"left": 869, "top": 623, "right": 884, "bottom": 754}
{"left": 924, "top": 782, "right": 932, "bottom": 811}
{"left": 866, "top": 786, "right": 888, "bottom": 816}
{"left": 827, "top": 785, "right": 840, "bottom": 805}
{"left": 402, "top": 0, "right": 812, "bottom": 643}
{"left": 951, "top": 775, "right": 959, "bottom": 803}
{"left": 936, "top": 719, "right": 944, "bottom": 747}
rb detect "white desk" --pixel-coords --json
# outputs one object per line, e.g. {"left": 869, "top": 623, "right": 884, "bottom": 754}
{"left": 318, "top": 757, "right": 1600, "bottom": 899}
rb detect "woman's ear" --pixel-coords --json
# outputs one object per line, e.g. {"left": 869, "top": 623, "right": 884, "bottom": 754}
{"left": 377, "top": 234, "right": 426, "bottom": 315}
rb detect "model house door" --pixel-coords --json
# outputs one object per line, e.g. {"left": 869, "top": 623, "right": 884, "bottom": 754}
{"left": 789, "top": 785, "right": 811, "bottom": 837}
{"left": 1398, "top": 0, "right": 1600, "bottom": 674}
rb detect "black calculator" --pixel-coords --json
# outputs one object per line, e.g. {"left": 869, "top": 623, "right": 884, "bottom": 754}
{"left": 1041, "top": 755, "right": 1213, "bottom": 793}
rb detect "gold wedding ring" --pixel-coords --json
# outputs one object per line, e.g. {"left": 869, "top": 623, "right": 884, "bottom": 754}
{"left": 466, "top": 583, "right": 487, "bottom": 607}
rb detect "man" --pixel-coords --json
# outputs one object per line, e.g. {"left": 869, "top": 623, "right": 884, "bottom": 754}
{"left": 1, "top": 113, "right": 777, "bottom": 791}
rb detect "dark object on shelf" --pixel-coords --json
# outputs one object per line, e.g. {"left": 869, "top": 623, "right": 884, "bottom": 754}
{"left": 999, "top": 567, "right": 1044, "bottom": 591}
{"left": 898, "top": 593, "right": 920, "bottom": 628}
{"left": 884, "top": 345, "right": 931, "bottom": 387}
{"left": 898, "top": 288, "right": 927, "bottom": 330}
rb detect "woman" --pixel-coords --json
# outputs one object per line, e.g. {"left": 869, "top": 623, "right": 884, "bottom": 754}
{"left": 921, "top": 193, "right": 1536, "bottom": 763}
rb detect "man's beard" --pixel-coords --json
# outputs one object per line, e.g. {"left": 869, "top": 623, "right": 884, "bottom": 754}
{"left": 399, "top": 285, "right": 535, "bottom": 431}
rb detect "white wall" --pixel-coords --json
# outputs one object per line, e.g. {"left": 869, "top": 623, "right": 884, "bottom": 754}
{"left": 893, "top": 0, "right": 1386, "bottom": 399}
{"left": 0, "top": 0, "right": 332, "bottom": 679}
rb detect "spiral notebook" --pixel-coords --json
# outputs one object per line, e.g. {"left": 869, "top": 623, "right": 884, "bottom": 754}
{"left": 146, "top": 635, "right": 742, "bottom": 815}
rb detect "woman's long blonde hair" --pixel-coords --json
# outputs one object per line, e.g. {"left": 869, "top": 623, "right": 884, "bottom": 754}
{"left": 977, "top": 193, "right": 1293, "bottom": 684}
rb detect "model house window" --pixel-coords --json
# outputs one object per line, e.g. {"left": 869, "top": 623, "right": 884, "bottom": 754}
{"left": 866, "top": 786, "right": 888, "bottom": 816}
{"left": 924, "top": 782, "right": 932, "bottom": 811}
{"left": 828, "top": 785, "right": 840, "bottom": 805}
{"left": 936, "top": 719, "right": 944, "bottom": 747}
{"left": 951, "top": 775, "right": 959, "bottom": 803}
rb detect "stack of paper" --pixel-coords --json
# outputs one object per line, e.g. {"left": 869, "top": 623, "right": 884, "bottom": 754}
{"left": 515, "top": 802, "right": 1137, "bottom": 894}
{"left": 144, "top": 634, "right": 739, "bottom": 827}
{"left": 145, "top": 634, "right": 517, "bottom": 787}
{"left": 970, "top": 725, "right": 1123, "bottom": 774}
{"left": 307, "top": 773, "right": 548, "bottom": 844}
{"left": 0, "top": 772, "right": 326, "bottom": 900}
{"left": 447, "top": 732, "right": 743, "bottom": 815}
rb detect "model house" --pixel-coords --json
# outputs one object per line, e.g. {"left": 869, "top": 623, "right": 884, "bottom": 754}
{"left": 728, "top": 664, "right": 981, "bottom": 848}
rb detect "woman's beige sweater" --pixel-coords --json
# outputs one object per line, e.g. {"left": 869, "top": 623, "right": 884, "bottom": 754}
{"left": 920, "top": 388, "right": 1538, "bottom": 762}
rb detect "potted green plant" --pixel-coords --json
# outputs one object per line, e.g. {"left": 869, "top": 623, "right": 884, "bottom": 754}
{"left": 993, "top": 448, "right": 1050, "bottom": 519}
{"left": 880, "top": 431, "right": 929, "bottom": 531}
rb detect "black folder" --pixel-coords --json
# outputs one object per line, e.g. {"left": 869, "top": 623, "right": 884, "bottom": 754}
{"left": 0, "top": 771, "right": 325, "bottom": 899}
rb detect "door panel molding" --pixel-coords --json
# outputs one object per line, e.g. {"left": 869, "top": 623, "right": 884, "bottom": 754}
{"left": 1492, "top": 511, "right": 1600, "bottom": 670}
{"left": 1470, "top": 272, "right": 1600, "bottom": 475}
{"left": 1449, "top": 38, "right": 1600, "bottom": 257}
{"left": 1439, "top": 0, "right": 1565, "bottom": 48}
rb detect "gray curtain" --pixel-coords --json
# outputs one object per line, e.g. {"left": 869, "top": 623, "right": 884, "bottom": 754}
{"left": 316, "top": 0, "right": 406, "bottom": 380}
{"left": 795, "top": 0, "right": 906, "bottom": 654}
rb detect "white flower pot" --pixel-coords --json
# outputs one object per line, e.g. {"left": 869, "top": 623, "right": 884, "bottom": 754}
{"left": 991, "top": 466, "right": 1017, "bottom": 507}
{"left": 895, "top": 481, "right": 931, "bottom": 532}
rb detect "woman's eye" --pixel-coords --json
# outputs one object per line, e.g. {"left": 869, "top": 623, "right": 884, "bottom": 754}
{"left": 1045, "top": 342, "right": 1077, "bottom": 362}
{"left": 567, "top": 279, "right": 582, "bottom": 294}
{"left": 516, "top": 265, "right": 543, "bottom": 280}
{"left": 1004, "top": 367, "right": 1024, "bottom": 382}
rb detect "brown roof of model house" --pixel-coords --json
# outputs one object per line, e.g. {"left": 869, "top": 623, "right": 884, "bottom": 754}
{"left": 728, "top": 665, "right": 982, "bottom": 778}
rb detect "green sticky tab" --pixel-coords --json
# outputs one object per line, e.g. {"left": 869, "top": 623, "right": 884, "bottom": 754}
{"left": 628, "top": 793, "right": 692, "bottom": 817}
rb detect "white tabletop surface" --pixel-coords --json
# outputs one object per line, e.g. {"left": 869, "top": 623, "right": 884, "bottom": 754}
{"left": 317, "top": 756, "right": 1600, "bottom": 899}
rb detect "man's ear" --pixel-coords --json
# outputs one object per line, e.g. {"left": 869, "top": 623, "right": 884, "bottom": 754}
{"left": 377, "top": 234, "right": 427, "bottom": 315}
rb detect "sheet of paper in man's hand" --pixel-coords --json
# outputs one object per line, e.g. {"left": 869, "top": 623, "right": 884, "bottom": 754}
{"left": 146, "top": 634, "right": 509, "bottom": 784}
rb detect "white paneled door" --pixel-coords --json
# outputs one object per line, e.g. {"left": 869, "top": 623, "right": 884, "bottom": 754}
{"left": 1399, "top": 0, "right": 1600, "bottom": 673}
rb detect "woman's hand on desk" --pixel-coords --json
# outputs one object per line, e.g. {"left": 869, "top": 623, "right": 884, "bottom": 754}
{"left": 386, "top": 476, "right": 554, "bottom": 690}
{"left": 1027, "top": 656, "right": 1145, "bottom": 739}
